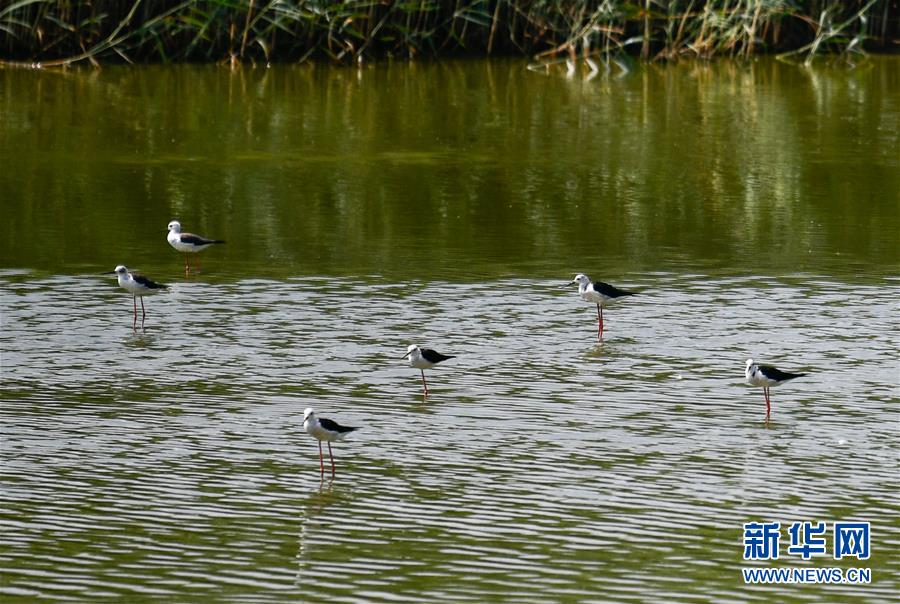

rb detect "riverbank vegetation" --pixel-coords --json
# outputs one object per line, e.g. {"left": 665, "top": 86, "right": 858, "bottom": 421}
{"left": 1, "top": 1, "right": 895, "bottom": 66}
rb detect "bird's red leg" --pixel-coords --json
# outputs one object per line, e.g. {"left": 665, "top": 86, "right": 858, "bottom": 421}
{"left": 421, "top": 370, "right": 429, "bottom": 397}
{"left": 184, "top": 253, "right": 190, "bottom": 275}
{"left": 132, "top": 295, "right": 138, "bottom": 329}
{"left": 140, "top": 296, "right": 147, "bottom": 325}
{"left": 764, "top": 388, "right": 771, "bottom": 421}
{"left": 328, "top": 442, "right": 336, "bottom": 477}
{"left": 597, "top": 304, "right": 605, "bottom": 339}
{"left": 318, "top": 441, "right": 324, "bottom": 474}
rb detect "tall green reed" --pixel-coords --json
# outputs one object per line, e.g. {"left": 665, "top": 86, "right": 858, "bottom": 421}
{"left": 0, "top": 1, "right": 894, "bottom": 66}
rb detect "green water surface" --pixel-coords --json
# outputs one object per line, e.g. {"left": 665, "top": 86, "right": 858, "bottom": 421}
{"left": 1, "top": 58, "right": 898, "bottom": 279}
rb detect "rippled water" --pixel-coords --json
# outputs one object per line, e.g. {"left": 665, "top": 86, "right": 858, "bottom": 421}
{"left": 2, "top": 270, "right": 897, "bottom": 601}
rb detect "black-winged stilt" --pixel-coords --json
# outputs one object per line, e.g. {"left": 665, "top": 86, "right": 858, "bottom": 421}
{"left": 745, "top": 359, "right": 807, "bottom": 423}
{"left": 402, "top": 344, "right": 454, "bottom": 397}
{"left": 567, "top": 273, "right": 635, "bottom": 339}
{"left": 108, "top": 265, "right": 167, "bottom": 329}
{"left": 167, "top": 220, "right": 225, "bottom": 274}
{"left": 303, "top": 408, "right": 358, "bottom": 477}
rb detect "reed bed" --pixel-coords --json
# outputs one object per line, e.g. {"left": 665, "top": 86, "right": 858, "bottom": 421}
{"left": 1, "top": 1, "right": 895, "bottom": 66}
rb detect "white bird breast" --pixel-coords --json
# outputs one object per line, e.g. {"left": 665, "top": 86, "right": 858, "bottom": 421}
{"left": 305, "top": 420, "right": 342, "bottom": 442}
{"left": 580, "top": 288, "right": 609, "bottom": 305}
{"left": 746, "top": 367, "right": 777, "bottom": 388}
{"left": 580, "top": 289, "right": 599, "bottom": 303}
{"left": 167, "top": 232, "right": 198, "bottom": 253}
{"left": 118, "top": 275, "right": 144, "bottom": 294}
{"left": 408, "top": 355, "right": 433, "bottom": 370}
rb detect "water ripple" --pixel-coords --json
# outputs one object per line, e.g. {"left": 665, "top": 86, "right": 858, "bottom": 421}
{"left": 1, "top": 273, "right": 897, "bottom": 602}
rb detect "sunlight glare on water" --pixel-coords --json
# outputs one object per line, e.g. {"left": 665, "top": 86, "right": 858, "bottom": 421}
{"left": 1, "top": 271, "right": 897, "bottom": 602}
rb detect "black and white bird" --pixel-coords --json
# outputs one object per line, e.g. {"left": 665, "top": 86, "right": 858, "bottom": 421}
{"left": 745, "top": 359, "right": 807, "bottom": 423}
{"left": 402, "top": 344, "right": 454, "bottom": 397}
{"left": 166, "top": 220, "right": 225, "bottom": 274}
{"left": 303, "top": 408, "right": 358, "bottom": 477}
{"left": 108, "top": 265, "right": 167, "bottom": 328}
{"left": 567, "top": 273, "right": 635, "bottom": 339}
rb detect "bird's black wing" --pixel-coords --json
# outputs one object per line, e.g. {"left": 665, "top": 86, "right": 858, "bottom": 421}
{"left": 592, "top": 281, "right": 635, "bottom": 298}
{"left": 132, "top": 274, "right": 167, "bottom": 289}
{"left": 759, "top": 365, "right": 806, "bottom": 382}
{"left": 319, "top": 418, "right": 358, "bottom": 434}
{"left": 421, "top": 349, "right": 455, "bottom": 363}
{"left": 181, "top": 233, "right": 225, "bottom": 246}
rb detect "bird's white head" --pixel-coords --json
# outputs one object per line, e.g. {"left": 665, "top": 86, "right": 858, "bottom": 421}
{"left": 744, "top": 359, "right": 758, "bottom": 381}
{"left": 167, "top": 220, "right": 182, "bottom": 233}
{"left": 303, "top": 407, "right": 315, "bottom": 422}
{"left": 114, "top": 265, "right": 128, "bottom": 276}
{"left": 572, "top": 273, "right": 591, "bottom": 285}
{"left": 566, "top": 273, "right": 592, "bottom": 290}
{"left": 402, "top": 344, "right": 419, "bottom": 359}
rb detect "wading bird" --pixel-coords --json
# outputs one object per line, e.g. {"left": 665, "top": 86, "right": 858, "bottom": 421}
{"left": 567, "top": 273, "right": 635, "bottom": 339}
{"left": 745, "top": 358, "right": 807, "bottom": 423}
{"left": 303, "top": 407, "right": 358, "bottom": 477}
{"left": 108, "top": 265, "right": 167, "bottom": 329}
{"left": 166, "top": 220, "right": 225, "bottom": 274}
{"left": 402, "top": 344, "right": 454, "bottom": 397}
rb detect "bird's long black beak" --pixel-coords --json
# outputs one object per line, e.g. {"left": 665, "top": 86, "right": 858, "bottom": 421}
{"left": 563, "top": 281, "right": 576, "bottom": 287}
{"left": 401, "top": 352, "right": 411, "bottom": 359}
{"left": 102, "top": 271, "right": 117, "bottom": 275}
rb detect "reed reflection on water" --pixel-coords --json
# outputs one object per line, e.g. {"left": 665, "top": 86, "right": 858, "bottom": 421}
{"left": 1, "top": 59, "right": 898, "bottom": 278}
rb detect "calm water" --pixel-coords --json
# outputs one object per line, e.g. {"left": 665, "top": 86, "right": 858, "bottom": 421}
{"left": 1, "top": 58, "right": 899, "bottom": 602}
